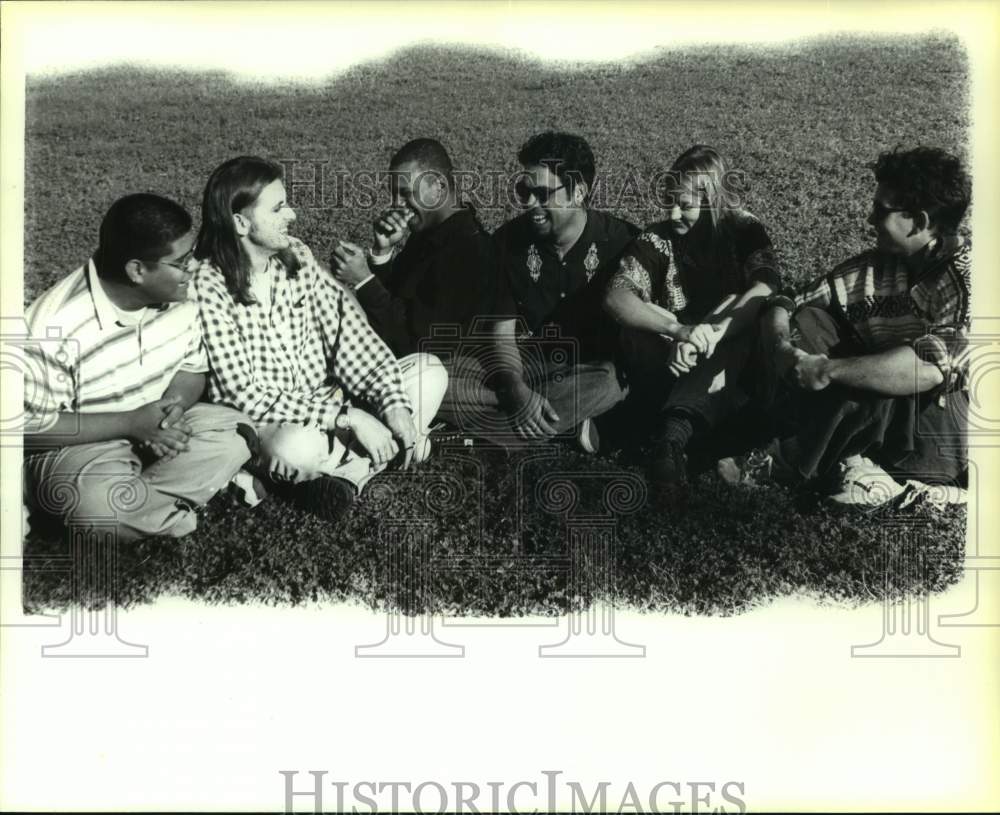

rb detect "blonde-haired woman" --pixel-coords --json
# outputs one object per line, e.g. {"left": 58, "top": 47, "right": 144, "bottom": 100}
{"left": 605, "top": 145, "right": 780, "bottom": 484}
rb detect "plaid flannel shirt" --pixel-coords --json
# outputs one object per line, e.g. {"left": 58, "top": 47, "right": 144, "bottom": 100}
{"left": 191, "top": 237, "right": 410, "bottom": 428}
{"left": 769, "top": 235, "right": 971, "bottom": 391}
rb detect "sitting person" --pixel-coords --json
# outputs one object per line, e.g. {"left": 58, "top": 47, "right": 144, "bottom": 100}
{"left": 191, "top": 156, "right": 447, "bottom": 521}
{"left": 720, "top": 146, "right": 971, "bottom": 505}
{"left": 22, "top": 194, "right": 253, "bottom": 541}
{"left": 331, "top": 137, "right": 611, "bottom": 450}
{"left": 604, "top": 145, "right": 780, "bottom": 483}
{"left": 492, "top": 131, "right": 639, "bottom": 452}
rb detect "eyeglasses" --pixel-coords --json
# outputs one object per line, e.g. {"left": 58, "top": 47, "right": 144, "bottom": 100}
{"left": 158, "top": 249, "right": 195, "bottom": 271}
{"left": 514, "top": 179, "right": 567, "bottom": 205}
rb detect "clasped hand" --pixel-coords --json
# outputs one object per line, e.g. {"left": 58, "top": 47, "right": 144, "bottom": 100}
{"left": 667, "top": 339, "right": 699, "bottom": 376}
{"left": 129, "top": 395, "right": 192, "bottom": 461}
{"left": 791, "top": 352, "right": 832, "bottom": 390}
{"left": 676, "top": 321, "right": 727, "bottom": 358}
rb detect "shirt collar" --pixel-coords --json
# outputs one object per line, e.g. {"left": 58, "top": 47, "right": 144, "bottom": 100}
{"left": 526, "top": 208, "right": 604, "bottom": 257}
{"left": 904, "top": 234, "right": 953, "bottom": 286}
{"left": 571, "top": 208, "right": 606, "bottom": 250}
{"left": 88, "top": 257, "right": 166, "bottom": 329}
{"left": 88, "top": 258, "right": 121, "bottom": 331}
{"left": 422, "top": 203, "right": 480, "bottom": 249}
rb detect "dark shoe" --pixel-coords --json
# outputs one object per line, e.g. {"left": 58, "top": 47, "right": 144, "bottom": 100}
{"left": 294, "top": 475, "right": 357, "bottom": 522}
{"left": 648, "top": 439, "right": 687, "bottom": 484}
{"left": 235, "top": 422, "right": 266, "bottom": 475}
{"left": 717, "top": 437, "right": 802, "bottom": 488}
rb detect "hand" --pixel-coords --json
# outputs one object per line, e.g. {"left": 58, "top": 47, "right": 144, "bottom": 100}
{"left": 676, "top": 321, "right": 728, "bottom": 358}
{"left": 330, "top": 240, "right": 371, "bottom": 287}
{"left": 349, "top": 408, "right": 399, "bottom": 467}
{"left": 372, "top": 208, "right": 411, "bottom": 254}
{"left": 792, "top": 353, "right": 832, "bottom": 391}
{"left": 159, "top": 401, "right": 192, "bottom": 435}
{"left": 383, "top": 406, "right": 418, "bottom": 470}
{"left": 128, "top": 396, "right": 191, "bottom": 454}
{"left": 773, "top": 340, "right": 808, "bottom": 379}
{"left": 503, "top": 381, "right": 560, "bottom": 439}
{"left": 140, "top": 400, "right": 194, "bottom": 461}
{"left": 668, "top": 340, "right": 699, "bottom": 377}
{"left": 144, "top": 441, "right": 177, "bottom": 461}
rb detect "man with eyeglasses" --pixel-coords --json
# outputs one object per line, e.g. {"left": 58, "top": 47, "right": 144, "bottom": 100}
{"left": 22, "top": 193, "right": 254, "bottom": 540}
{"left": 720, "top": 147, "right": 971, "bottom": 505}
{"left": 492, "top": 131, "right": 639, "bottom": 451}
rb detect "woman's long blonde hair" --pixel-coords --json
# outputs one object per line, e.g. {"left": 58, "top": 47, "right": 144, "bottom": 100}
{"left": 664, "top": 144, "right": 742, "bottom": 240}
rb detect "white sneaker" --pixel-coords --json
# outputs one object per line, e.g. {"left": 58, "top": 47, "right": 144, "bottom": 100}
{"left": 826, "top": 456, "right": 905, "bottom": 507}
{"left": 230, "top": 469, "right": 267, "bottom": 507}
{"left": 898, "top": 480, "right": 968, "bottom": 509}
{"left": 576, "top": 417, "right": 600, "bottom": 455}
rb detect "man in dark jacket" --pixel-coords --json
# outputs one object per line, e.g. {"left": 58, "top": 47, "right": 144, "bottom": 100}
{"left": 333, "top": 137, "right": 624, "bottom": 451}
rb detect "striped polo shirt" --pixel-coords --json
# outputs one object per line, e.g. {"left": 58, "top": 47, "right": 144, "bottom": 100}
{"left": 23, "top": 259, "right": 206, "bottom": 430}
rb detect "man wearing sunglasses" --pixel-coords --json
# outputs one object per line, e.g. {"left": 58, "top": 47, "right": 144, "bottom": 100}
{"left": 491, "top": 131, "right": 639, "bottom": 451}
{"left": 721, "top": 147, "right": 971, "bottom": 505}
{"left": 22, "top": 193, "right": 254, "bottom": 540}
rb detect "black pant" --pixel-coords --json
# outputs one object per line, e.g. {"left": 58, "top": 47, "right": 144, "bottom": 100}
{"left": 782, "top": 307, "right": 967, "bottom": 485}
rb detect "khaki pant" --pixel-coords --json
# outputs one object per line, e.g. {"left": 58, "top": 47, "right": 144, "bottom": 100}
{"left": 258, "top": 353, "right": 447, "bottom": 490}
{"left": 24, "top": 403, "right": 253, "bottom": 542}
{"left": 434, "top": 354, "right": 627, "bottom": 450}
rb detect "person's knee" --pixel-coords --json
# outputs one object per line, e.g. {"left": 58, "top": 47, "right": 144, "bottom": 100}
{"left": 261, "top": 424, "right": 326, "bottom": 478}
{"left": 31, "top": 451, "right": 137, "bottom": 522}
{"left": 792, "top": 306, "right": 845, "bottom": 356}
{"left": 405, "top": 352, "right": 448, "bottom": 420}
{"left": 69, "top": 471, "right": 148, "bottom": 526}
{"left": 210, "top": 426, "right": 255, "bottom": 476}
{"left": 182, "top": 402, "right": 252, "bottom": 434}
{"left": 417, "top": 353, "right": 448, "bottom": 399}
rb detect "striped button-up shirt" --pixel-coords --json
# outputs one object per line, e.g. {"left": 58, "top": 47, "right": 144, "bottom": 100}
{"left": 773, "top": 235, "right": 971, "bottom": 391}
{"left": 22, "top": 260, "right": 206, "bottom": 430}
{"left": 191, "top": 237, "right": 410, "bottom": 429}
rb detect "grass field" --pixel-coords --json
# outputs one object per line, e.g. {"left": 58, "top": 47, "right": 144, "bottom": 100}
{"left": 21, "top": 35, "right": 970, "bottom": 615}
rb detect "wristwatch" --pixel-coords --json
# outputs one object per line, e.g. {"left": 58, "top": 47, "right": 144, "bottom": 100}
{"left": 334, "top": 404, "right": 352, "bottom": 431}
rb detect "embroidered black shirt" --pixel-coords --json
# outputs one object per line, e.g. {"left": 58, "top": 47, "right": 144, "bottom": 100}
{"left": 493, "top": 209, "right": 639, "bottom": 360}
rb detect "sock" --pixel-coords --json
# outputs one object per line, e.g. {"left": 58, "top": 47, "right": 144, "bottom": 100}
{"left": 658, "top": 413, "right": 695, "bottom": 447}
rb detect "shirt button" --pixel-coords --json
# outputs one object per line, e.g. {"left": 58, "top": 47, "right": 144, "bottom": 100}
{"left": 560, "top": 292, "right": 566, "bottom": 298}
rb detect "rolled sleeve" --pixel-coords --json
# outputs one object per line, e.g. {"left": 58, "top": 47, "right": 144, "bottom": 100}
{"left": 21, "top": 340, "right": 75, "bottom": 431}
{"left": 179, "top": 320, "right": 209, "bottom": 373}
{"left": 316, "top": 272, "right": 412, "bottom": 416}
{"left": 913, "top": 328, "right": 967, "bottom": 391}
{"left": 194, "top": 273, "right": 345, "bottom": 428}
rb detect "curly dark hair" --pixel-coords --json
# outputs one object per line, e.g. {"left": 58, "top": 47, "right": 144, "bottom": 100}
{"left": 517, "top": 131, "right": 596, "bottom": 201}
{"left": 872, "top": 146, "right": 971, "bottom": 234}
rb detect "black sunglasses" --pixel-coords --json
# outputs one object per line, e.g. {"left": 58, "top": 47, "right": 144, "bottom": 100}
{"left": 514, "top": 179, "right": 567, "bottom": 205}
{"left": 870, "top": 200, "right": 909, "bottom": 219}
